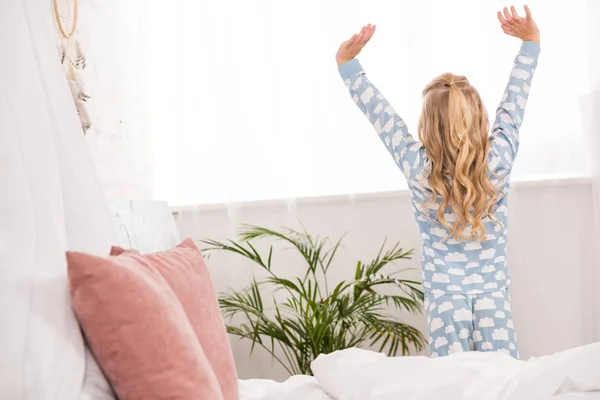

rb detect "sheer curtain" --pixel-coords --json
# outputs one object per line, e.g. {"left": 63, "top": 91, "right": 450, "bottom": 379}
{"left": 141, "top": 0, "right": 592, "bottom": 206}
{"left": 0, "top": 0, "right": 115, "bottom": 397}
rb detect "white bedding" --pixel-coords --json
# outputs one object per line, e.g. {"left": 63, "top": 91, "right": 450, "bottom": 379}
{"left": 240, "top": 342, "right": 600, "bottom": 400}
{"left": 239, "top": 375, "right": 332, "bottom": 400}
{"left": 553, "top": 395, "right": 600, "bottom": 400}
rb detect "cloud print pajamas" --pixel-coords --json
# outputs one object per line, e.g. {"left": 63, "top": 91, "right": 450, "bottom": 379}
{"left": 339, "top": 41, "right": 540, "bottom": 358}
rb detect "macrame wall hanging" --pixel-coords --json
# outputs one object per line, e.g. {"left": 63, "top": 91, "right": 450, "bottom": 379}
{"left": 52, "top": 0, "right": 91, "bottom": 134}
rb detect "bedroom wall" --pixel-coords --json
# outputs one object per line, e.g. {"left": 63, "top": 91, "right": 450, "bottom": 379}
{"left": 175, "top": 179, "right": 597, "bottom": 381}
{"left": 70, "top": 0, "right": 153, "bottom": 200}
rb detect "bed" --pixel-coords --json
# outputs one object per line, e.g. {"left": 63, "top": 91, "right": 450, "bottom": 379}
{"left": 105, "top": 203, "right": 600, "bottom": 400}
{"left": 239, "top": 343, "right": 600, "bottom": 400}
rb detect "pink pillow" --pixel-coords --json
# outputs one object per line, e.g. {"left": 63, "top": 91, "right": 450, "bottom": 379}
{"left": 168, "top": 239, "right": 239, "bottom": 400}
{"left": 109, "top": 245, "right": 138, "bottom": 256}
{"left": 108, "top": 240, "right": 238, "bottom": 400}
{"left": 67, "top": 239, "right": 236, "bottom": 400}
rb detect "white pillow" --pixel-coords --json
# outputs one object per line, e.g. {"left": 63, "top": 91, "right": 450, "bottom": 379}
{"left": 78, "top": 348, "right": 117, "bottom": 400}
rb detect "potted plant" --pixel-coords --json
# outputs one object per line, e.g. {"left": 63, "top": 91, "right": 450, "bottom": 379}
{"left": 201, "top": 224, "right": 426, "bottom": 376}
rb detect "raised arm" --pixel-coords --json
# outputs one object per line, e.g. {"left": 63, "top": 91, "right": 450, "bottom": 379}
{"left": 491, "top": 5, "right": 541, "bottom": 172}
{"left": 338, "top": 60, "right": 422, "bottom": 176}
{"left": 336, "top": 25, "right": 424, "bottom": 183}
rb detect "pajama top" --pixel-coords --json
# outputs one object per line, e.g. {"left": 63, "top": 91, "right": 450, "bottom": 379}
{"left": 339, "top": 41, "right": 540, "bottom": 295}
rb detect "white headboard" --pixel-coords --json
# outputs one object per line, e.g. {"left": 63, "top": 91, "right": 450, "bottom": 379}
{"left": 106, "top": 200, "right": 180, "bottom": 253}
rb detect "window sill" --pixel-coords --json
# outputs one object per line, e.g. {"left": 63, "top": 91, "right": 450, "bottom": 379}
{"left": 171, "top": 175, "right": 594, "bottom": 213}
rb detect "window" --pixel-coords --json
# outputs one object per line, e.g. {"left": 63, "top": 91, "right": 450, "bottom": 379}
{"left": 142, "top": 0, "right": 592, "bottom": 206}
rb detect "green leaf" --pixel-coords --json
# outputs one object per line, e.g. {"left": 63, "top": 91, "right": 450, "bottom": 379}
{"left": 207, "top": 223, "right": 425, "bottom": 375}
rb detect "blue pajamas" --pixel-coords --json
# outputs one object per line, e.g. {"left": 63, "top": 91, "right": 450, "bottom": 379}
{"left": 425, "top": 289, "right": 518, "bottom": 358}
{"left": 339, "top": 41, "right": 540, "bottom": 359}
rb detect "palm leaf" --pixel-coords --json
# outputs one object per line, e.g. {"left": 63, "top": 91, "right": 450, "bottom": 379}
{"left": 203, "top": 223, "right": 425, "bottom": 375}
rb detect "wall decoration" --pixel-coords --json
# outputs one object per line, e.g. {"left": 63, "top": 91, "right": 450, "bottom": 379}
{"left": 53, "top": 0, "right": 91, "bottom": 134}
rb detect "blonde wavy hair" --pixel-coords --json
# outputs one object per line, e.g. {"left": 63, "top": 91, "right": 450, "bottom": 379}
{"left": 418, "top": 73, "right": 499, "bottom": 242}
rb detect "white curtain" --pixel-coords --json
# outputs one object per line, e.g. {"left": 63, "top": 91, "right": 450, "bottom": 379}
{"left": 0, "top": 0, "right": 115, "bottom": 397}
{"left": 142, "top": 0, "right": 591, "bottom": 206}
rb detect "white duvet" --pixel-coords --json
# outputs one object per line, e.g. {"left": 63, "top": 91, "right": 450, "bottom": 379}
{"left": 240, "top": 342, "right": 600, "bottom": 400}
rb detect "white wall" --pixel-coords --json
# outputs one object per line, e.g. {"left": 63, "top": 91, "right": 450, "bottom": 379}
{"left": 586, "top": 0, "right": 600, "bottom": 342}
{"left": 174, "top": 179, "right": 597, "bottom": 381}
{"left": 68, "top": 0, "right": 153, "bottom": 199}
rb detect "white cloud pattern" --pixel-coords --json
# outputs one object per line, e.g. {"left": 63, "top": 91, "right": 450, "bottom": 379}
{"left": 481, "top": 342, "right": 493, "bottom": 350}
{"left": 449, "top": 342, "right": 464, "bottom": 354}
{"left": 479, "top": 317, "right": 495, "bottom": 328}
{"left": 432, "top": 273, "right": 450, "bottom": 283}
{"left": 462, "top": 274, "right": 484, "bottom": 285}
{"left": 431, "top": 227, "right": 447, "bottom": 238}
{"left": 493, "top": 328, "right": 509, "bottom": 341}
{"left": 435, "top": 336, "right": 448, "bottom": 348}
{"left": 430, "top": 317, "right": 444, "bottom": 332}
{"left": 433, "top": 242, "right": 448, "bottom": 251}
{"left": 464, "top": 242, "right": 482, "bottom": 251}
{"left": 448, "top": 268, "right": 465, "bottom": 276}
{"left": 437, "top": 302, "right": 454, "bottom": 313}
{"left": 511, "top": 68, "right": 530, "bottom": 80}
{"left": 474, "top": 298, "right": 496, "bottom": 311}
{"left": 479, "top": 249, "right": 496, "bottom": 260}
{"left": 446, "top": 252, "right": 468, "bottom": 262}
{"left": 453, "top": 309, "right": 472, "bottom": 322}
{"left": 359, "top": 86, "right": 375, "bottom": 103}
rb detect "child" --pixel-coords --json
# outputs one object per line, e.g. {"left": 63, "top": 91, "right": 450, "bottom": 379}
{"left": 336, "top": 5, "right": 540, "bottom": 358}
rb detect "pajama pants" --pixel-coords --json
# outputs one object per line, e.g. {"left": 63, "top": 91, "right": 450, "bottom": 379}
{"left": 424, "top": 288, "right": 518, "bottom": 359}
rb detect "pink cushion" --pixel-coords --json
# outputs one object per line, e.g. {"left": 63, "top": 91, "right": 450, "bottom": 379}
{"left": 168, "top": 239, "right": 239, "bottom": 400}
{"left": 67, "top": 239, "right": 238, "bottom": 400}
{"left": 109, "top": 245, "right": 138, "bottom": 256}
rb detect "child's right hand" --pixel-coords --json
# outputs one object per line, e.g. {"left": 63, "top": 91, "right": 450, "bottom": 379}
{"left": 336, "top": 24, "right": 376, "bottom": 67}
{"left": 497, "top": 5, "right": 540, "bottom": 44}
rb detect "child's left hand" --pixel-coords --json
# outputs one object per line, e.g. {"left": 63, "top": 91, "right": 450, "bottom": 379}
{"left": 336, "top": 24, "right": 376, "bottom": 67}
